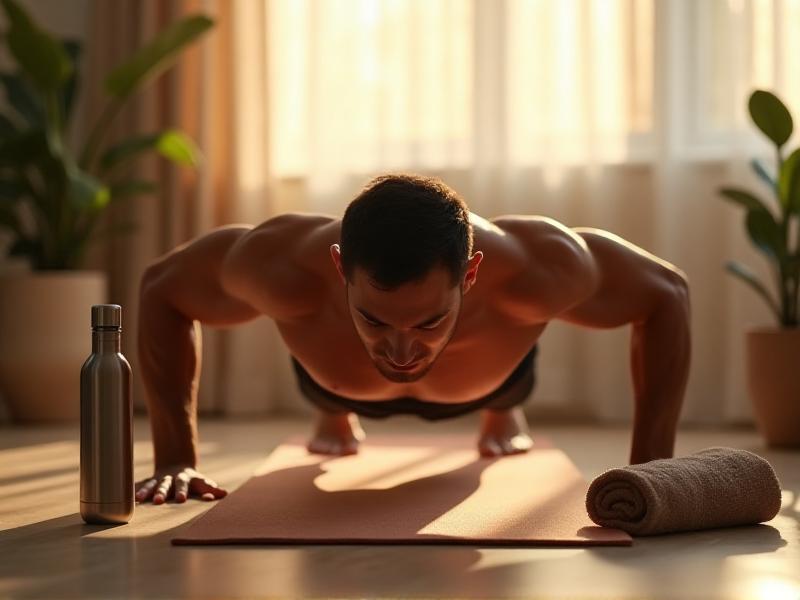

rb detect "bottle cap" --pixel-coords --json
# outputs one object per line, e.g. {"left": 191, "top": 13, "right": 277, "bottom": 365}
{"left": 91, "top": 304, "right": 122, "bottom": 329}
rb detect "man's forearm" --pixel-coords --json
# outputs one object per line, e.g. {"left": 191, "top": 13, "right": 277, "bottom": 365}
{"left": 146, "top": 398, "right": 200, "bottom": 469}
{"left": 628, "top": 283, "right": 691, "bottom": 464}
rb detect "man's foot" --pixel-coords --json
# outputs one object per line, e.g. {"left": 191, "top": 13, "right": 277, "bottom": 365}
{"left": 306, "top": 411, "right": 366, "bottom": 455}
{"left": 477, "top": 407, "right": 534, "bottom": 457}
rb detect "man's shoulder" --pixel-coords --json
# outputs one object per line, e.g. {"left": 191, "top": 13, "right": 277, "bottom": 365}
{"left": 248, "top": 212, "right": 339, "bottom": 269}
{"left": 492, "top": 215, "right": 593, "bottom": 271}
{"left": 489, "top": 215, "right": 595, "bottom": 323}
{"left": 491, "top": 214, "right": 579, "bottom": 248}
{"left": 221, "top": 213, "right": 339, "bottom": 321}
{"left": 252, "top": 212, "right": 338, "bottom": 246}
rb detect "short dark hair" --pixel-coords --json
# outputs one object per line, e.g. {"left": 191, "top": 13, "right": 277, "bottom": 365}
{"left": 340, "top": 173, "right": 473, "bottom": 290}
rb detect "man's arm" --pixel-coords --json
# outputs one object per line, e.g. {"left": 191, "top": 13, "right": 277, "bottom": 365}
{"left": 502, "top": 217, "right": 691, "bottom": 464}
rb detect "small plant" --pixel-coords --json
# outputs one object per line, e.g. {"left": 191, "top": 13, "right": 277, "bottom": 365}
{"left": 0, "top": 0, "right": 214, "bottom": 270}
{"left": 719, "top": 89, "right": 800, "bottom": 327}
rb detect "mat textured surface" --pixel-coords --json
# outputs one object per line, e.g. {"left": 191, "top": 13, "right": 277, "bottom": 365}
{"left": 171, "top": 434, "right": 632, "bottom": 546}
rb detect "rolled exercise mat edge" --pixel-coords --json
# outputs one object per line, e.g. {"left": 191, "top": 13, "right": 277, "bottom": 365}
{"left": 585, "top": 447, "right": 782, "bottom": 536}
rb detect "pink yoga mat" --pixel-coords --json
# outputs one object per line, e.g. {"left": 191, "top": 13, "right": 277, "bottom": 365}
{"left": 171, "top": 434, "right": 632, "bottom": 546}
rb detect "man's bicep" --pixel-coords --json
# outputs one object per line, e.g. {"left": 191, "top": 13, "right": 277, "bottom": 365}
{"left": 555, "top": 229, "right": 688, "bottom": 329}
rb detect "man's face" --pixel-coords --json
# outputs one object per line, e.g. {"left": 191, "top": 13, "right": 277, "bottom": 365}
{"left": 331, "top": 245, "right": 482, "bottom": 383}
{"left": 345, "top": 268, "right": 462, "bottom": 383}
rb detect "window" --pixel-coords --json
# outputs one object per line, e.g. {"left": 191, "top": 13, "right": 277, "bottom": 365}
{"left": 267, "top": 0, "right": 799, "bottom": 177}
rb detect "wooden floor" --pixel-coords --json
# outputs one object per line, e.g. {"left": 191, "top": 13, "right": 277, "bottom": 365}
{"left": 1, "top": 415, "right": 799, "bottom": 600}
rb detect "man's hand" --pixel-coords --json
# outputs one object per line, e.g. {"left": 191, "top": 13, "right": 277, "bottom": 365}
{"left": 135, "top": 464, "right": 228, "bottom": 504}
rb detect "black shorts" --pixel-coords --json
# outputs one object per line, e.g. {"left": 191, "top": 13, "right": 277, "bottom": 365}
{"left": 290, "top": 344, "right": 538, "bottom": 421}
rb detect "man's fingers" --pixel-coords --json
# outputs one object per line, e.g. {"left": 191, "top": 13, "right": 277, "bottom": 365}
{"left": 174, "top": 472, "right": 191, "bottom": 503}
{"left": 153, "top": 475, "right": 174, "bottom": 505}
{"left": 135, "top": 478, "right": 157, "bottom": 502}
{"left": 135, "top": 471, "right": 226, "bottom": 504}
{"left": 190, "top": 477, "right": 228, "bottom": 499}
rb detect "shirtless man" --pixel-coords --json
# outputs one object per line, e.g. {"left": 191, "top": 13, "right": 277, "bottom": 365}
{"left": 134, "top": 173, "right": 691, "bottom": 505}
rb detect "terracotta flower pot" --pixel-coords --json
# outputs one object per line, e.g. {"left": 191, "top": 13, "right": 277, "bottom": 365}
{"left": 0, "top": 269, "right": 107, "bottom": 423}
{"left": 745, "top": 326, "right": 800, "bottom": 447}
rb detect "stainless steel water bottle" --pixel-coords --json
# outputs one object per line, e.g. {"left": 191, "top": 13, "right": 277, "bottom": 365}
{"left": 80, "top": 304, "right": 133, "bottom": 524}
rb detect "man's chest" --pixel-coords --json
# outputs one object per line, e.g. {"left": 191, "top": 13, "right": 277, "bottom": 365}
{"left": 275, "top": 301, "right": 546, "bottom": 404}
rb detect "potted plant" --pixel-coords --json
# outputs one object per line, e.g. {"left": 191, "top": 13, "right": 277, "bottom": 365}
{"left": 718, "top": 89, "right": 800, "bottom": 447}
{"left": 0, "top": 0, "right": 213, "bottom": 422}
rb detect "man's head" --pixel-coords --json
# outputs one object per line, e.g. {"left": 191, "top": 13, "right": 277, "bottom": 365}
{"left": 330, "top": 173, "right": 483, "bottom": 382}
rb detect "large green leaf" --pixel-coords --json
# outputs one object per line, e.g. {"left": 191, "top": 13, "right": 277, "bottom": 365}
{"left": 719, "top": 186, "right": 774, "bottom": 215}
{"left": 99, "top": 129, "right": 201, "bottom": 173}
{"left": 68, "top": 167, "right": 110, "bottom": 213}
{"left": 0, "top": 72, "right": 46, "bottom": 127}
{"left": 0, "top": 0, "right": 73, "bottom": 93}
{"left": 725, "top": 260, "right": 781, "bottom": 320}
{"left": 778, "top": 147, "right": 800, "bottom": 214}
{"left": 748, "top": 90, "right": 793, "bottom": 148}
{"left": 105, "top": 15, "right": 214, "bottom": 99}
{"left": 156, "top": 130, "right": 201, "bottom": 166}
{"left": 745, "top": 207, "right": 785, "bottom": 262}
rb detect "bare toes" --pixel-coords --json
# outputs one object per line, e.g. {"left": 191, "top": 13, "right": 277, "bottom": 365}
{"left": 306, "top": 438, "right": 331, "bottom": 455}
{"left": 307, "top": 437, "right": 361, "bottom": 456}
{"left": 340, "top": 440, "right": 360, "bottom": 455}
{"left": 478, "top": 438, "right": 503, "bottom": 457}
{"left": 500, "top": 435, "right": 533, "bottom": 455}
{"left": 511, "top": 434, "right": 534, "bottom": 452}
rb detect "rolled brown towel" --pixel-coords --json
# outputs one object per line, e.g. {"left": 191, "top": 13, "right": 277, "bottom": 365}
{"left": 585, "top": 446, "right": 782, "bottom": 536}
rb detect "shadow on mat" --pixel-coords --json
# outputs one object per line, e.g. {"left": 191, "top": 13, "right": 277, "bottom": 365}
{"left": 174, "top": 453, "right": 503, "bottom": 542}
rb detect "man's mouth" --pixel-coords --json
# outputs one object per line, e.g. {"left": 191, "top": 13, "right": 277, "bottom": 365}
{"left": 385, "top": 359, "right": 421, "bottom": 371}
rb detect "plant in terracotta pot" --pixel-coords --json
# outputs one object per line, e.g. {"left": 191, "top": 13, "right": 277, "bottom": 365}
{"left": 718, "top": 89, "right": 800, "bottom": 447}
{"left": 0, "top": 0, "right": 214, "bottom": 422}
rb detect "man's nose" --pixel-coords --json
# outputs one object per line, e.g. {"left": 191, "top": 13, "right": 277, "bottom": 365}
{"left": 385, "top": 334, "right": 419, "bottom": 365}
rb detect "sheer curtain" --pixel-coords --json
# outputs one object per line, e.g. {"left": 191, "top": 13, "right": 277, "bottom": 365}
{"left": 82, "top": 0, "right": 799, "bottom": 424}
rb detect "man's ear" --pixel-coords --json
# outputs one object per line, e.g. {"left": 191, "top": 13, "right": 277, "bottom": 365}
{"left": 462, "top": 251, "right": 483, "bottom": 294}
{"left": 330, "top": 244, "right": 347, "bottom": 286}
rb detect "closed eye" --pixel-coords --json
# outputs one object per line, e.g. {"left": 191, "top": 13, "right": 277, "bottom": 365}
{"left": 363, "top": 317, "right": 443, "bottom": 330}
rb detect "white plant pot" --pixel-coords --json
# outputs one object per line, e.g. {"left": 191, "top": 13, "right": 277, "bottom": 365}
{"left": 0, "top": 269, "right": 107, "bottom": 422}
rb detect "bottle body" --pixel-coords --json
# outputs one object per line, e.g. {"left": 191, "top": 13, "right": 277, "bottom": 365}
{"left": 80, "top": 305, "right": 133, "bottom": 524}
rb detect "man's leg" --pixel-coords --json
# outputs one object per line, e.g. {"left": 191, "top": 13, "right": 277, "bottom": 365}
{"left": 476, "top": 344, "right": 538, "bottom": 457}
{"left": 289, "top": 357, "right": 369, "bottom": 455}
{"left": 477, "top": 407, "right": 534, "bottom": 457}
{"left": 307, "top": 411, "right": 366, "bottom": 455}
